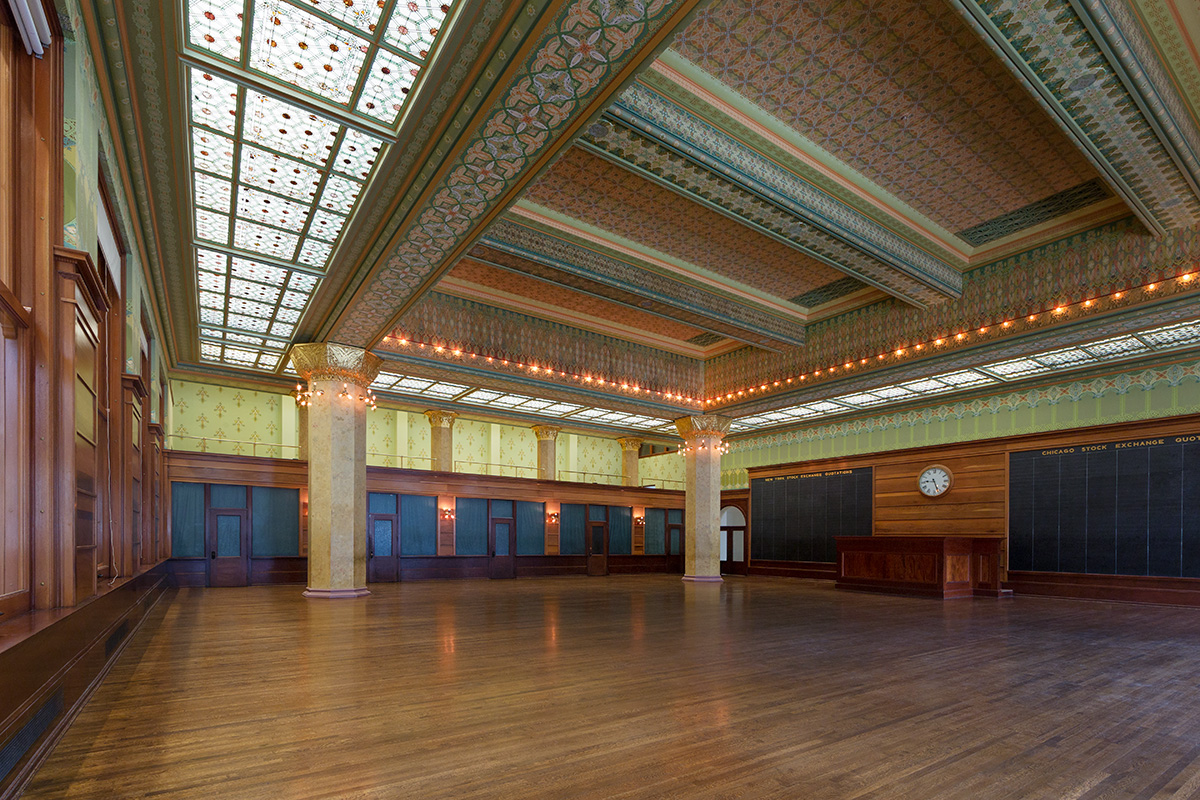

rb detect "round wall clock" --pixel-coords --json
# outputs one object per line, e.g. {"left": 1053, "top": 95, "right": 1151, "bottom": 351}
{"left": 917, "top": 464, "right": 953, "bottom": 497}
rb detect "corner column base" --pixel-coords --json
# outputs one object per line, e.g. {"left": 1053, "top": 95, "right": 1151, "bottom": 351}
{"left": 682, "top": 575, "right": 724, "bottom": 583}
{"left": 303, "top": 587, "right": 371, "bottom": 599}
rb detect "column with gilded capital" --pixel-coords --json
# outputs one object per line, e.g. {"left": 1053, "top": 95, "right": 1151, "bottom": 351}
{"left": 425, "top": 410, "right": 457, "bottom": 472}
{"left": 674, "top": 415, "right": 731, "bottom": 582}
{"left": 532, "top": 425, "right": 560, "bottom": 481}
{"left": 618, "top": 438, "right": 643, "bottom": 486}
{"left": 289, "top": 343, "right": 382, "bottom": 599}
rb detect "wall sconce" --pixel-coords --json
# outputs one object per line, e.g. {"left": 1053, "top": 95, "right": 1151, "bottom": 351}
{"left": 547, "top": 512, "right": 559, "bottom": 523}
{"left": 634, "top": 516, "right": 645, "bottom": 525}
{"left": 441, "top": 508, "right": 455, "bottom": 520}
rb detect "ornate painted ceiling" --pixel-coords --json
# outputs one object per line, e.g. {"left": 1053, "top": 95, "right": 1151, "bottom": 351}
{"left": 89, "top": 0, "right": 1200, "bottom": 438}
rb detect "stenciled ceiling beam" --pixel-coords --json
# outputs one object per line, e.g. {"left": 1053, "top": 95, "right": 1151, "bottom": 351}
{"left": 948, "top": 0, "right": 1200, "bottom": 237}
{"left": 476, "top": 218, "right": 809, "bottom": 350}
{"left": 593, "top": 83, "right": 965, "bottom": 307}
{"left": 321, "top": 0, "right": 715, "bottom": 349}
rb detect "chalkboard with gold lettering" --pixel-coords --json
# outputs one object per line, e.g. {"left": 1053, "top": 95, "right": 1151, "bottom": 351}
{"left": 750, "top": 467, "right": 872, "bottom": 563}
{"left": 1009, "top": 434, "right": 1200, "bottom": 576}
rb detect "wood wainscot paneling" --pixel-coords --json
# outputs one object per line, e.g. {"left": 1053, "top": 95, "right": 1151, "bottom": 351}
{"left": 748, "top": 561, "right": 838, "bottom": 580}
{"left": 835, "top": 536, "right": 1010, "bottom": 599}
{"left": 0, "top": 565, "right": 167, "bottom": 799}
{"left": 1005, "top": 571, "right": 1200, "bottom": 607}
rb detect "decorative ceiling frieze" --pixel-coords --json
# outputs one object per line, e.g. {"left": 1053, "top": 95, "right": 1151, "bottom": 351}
{"left": 478, "top": 218, "right": 808, "bottom": 349}
{"left": 322, "top": 0, "right": 712, "bottom": 348}
{"left": 591, "top": 84, "right": 964, "bottom": 306}
{"left": 948, "top": 0, "right": 1200, "bottom": 235}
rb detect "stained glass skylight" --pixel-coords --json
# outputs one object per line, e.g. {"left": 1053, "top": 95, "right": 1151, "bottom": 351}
{"left": 187, "top": 60, "right": 393, "bottom": 373}
{"left": 183, "top": 0, "right": 455, "bottom": 127}
{"left": 729, "top": 320, "right": 1200, "bottom": 433}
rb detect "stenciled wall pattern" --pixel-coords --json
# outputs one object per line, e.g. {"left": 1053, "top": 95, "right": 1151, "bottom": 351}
{"left": 169, "top": 379, "right": 625, "bottom": 480}
{"left": 716, "top": 358, "right": 1200, "bottom": 488}
{"left": 169, "top": 379, "right": 287, "bottom": 457}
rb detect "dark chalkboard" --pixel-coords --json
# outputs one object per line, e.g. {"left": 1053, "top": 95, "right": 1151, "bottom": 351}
{"left": 1009, "top": 433, "right": 1200, "bottom": 577}
{"left": 750, "top": 467, "right": 872, "bottom": 563}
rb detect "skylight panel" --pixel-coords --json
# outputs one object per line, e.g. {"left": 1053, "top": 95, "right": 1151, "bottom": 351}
{"left": 195, "top": 209, "right": 231, "bottom": 244}
{"left": 1140, "top": 321, "right": 1200, "bottom": 348}
{"left": 299, "top": 0, "right": 385, "bottom": 33}
{"left": 570, "top": 408, "right": 609, "bottom": 419}
{"left": 193, "top": 129, "right": 235, "bottom": 176}
{"left": 1081, "top": 335, "right": 1148, "bottom": 358}
{"left": 394, "top": 377, "right": 434, "bottom": 392}
{"left": 194, "top": 174, "right": 233, "bottom": 213}
{"left": 270, "top": 322, "right": 295, "bottom": 337}
{"left": 197, "top": 248, "right": 229, "bottom": 272}
{"left": 200, "top": 291, "right": 225, "bottom": 309}
{"left": 236, "top": 187, "right": 310, "bottom": 231}
{"left": 227, "top": 296, "right": 275, "bottom": 318}
{"left": 980, "top": 358, "right": 1050, "bottom": 379}
{"left": 836, "top": 393, "right": 886, "bottom": 407}
{"left": 307, "top": 209, "right": 347, "bottom": 241}
{"left": 317, "top": 175, "right": 363, "bottom": 213}
{"left": 186, "top": 0, "right": 246, "bottom": 62}
{"left": 297, "top": 238, "right": 334, "bottom": 268}
{"left": 873, "top": 386, "right": 916, "bottom": 399}
{"left": 190, "top": 71, "right": 239, "bottom": 134}
{"left": 490, "top": 395, "right": 530, "bottom": 407}
{"left": 197, "top": 270, "right": 227, "bottom": 293}
{"left": 332, "top": 128, "right": 385, "bottom": 179}
{"left": 938, "top": 370, "right": 994, "bottom": 386}
{"left": 233, "top": 219, "right": 300, "bottom": 259}
{"left": 900, "top": 379, "right": 950, "bottom": 394}
{"left": 227, "top": 312, "right": 270, "bottom": 332}
{"left": 239, "top": 145, "right": 324, "bottom": 201}
{"left": 200, "top": 308, "right": 224, "bottom": 325}
{"left": 371, "top": 373, "right": 403, "bottom": 389}
{"left": 382, "top": 0, "right": 451, "bottom": 60}
{"left": 424, "top": 382, "right": 469, "bottom": 398}
{"left": 356, "top": 48, "right": 419, "bottom": 123}
{"left": 231, "top": 257, "right": 289, "bottom": 284}
{"left": 461, "top": 390, "right": 501, "bottom": 403}
{"left": 242, "top": 90, "right": 340, "bottom": 165}
{"left": 288, "top": 272, "right": 318, "bottom": 291}
{"left": 801, "top": 401, "right": 844, "bottom": 414}
{"left": 516, "top": 399, "right": 553, "bottom": 410}
{"left": 248, "top": 1, "right": 368, "bottom": 105}
{"left": 225, "top": 332, "right": 265, "bottom": 345}
{"left": 542, "top": 403, "right": 583, "bottom": 415}
{"left": 280, "top": 290, "right": 308, "bottom": 309}
{"left": 229, "top": 278, "right": 280, "bottom": 304}
{"left": 1032, "top": 347, "right": 1093, "bottom": 367}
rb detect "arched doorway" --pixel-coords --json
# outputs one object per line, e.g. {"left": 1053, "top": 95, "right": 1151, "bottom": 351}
{"left": 720, "top": 506, "right": 747, "bottom": 576}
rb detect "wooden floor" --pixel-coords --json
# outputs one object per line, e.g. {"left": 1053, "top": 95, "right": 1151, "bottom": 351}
{"left": 21, "top": 576, "right": 1200, "bottom": 799}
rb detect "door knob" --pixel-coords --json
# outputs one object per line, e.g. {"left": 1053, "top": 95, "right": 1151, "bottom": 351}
{"left": 210, "top": 550, "right": 216, "bottom": 559}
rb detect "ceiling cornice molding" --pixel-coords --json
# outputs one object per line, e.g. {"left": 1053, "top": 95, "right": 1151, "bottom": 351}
{"left": 479, "top": 218, "right": 808, "bottom": 349}
{"left": 713, "top": 294, "right": 1200, "bottom": 418}
{"left": 321, "top": 0, "right": 716, "bottom": 348}
{"left": 947, "top": 0, "right": 1200, "bottom": 236}
{"left": 606, "top": 84, "right": 964, "bottom": 305}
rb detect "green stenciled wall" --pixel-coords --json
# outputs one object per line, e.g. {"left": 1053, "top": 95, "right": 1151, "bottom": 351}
{"left": 169, "top": 379, "right": 625, "bottom": 479}
{"left": 640, "top": 451, "right": 684, "bottom": 488}
{"left": 169, "top": 380, "right": 289, "bottom": 456}
{"left": 717, "top": 359, "right": 1200, "bottom": 489}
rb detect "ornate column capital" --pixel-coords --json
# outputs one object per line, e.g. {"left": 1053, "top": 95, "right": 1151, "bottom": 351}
{"left": 617, "top": 437, "right": 644, "bottom": 452}
{"left": 424, "top": 409, "right": 458, "bottom": 429}
{"left": 673, "top": 415, "right": 732, "bottom": 443}
{"left": 532, "top": 424, "right": 561, "bottom": 441}
{"left": 289, "top": 343, "right": 382, "bottom": 387}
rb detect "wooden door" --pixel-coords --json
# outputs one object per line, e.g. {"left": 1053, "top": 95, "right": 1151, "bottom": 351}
{"left": 368, "top": 514, "right": 399, "bottom": 582}
{"left": 208, "top": 508, "right": 249, "bottom": 587}
{"left": 721, "top": 526, "right": 748, "bottom": 575}
{"left": 367, "top": 492, "right": 399, "bottom": 582}
{"left": 666, "top": 523, "right": 684, "bottom": 574}
{"left": 587, "top": 521, "right": 608, "bottom": 576}
{"left": 488, "top": 517, "right": 515, "bottom": 579}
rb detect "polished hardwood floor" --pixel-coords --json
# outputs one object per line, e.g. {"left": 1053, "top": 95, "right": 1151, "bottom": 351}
{"left": 21, "top": 576, "right": 1200, "bottom": 799}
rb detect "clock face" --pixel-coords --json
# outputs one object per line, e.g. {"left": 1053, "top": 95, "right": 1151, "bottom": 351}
{"left": 918, "top": 466, "right": 952, "bottom": 497}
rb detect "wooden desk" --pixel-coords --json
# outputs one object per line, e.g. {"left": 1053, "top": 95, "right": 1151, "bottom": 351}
{"left": 835, "top": 536, "right": 1012, "bottom": 599}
